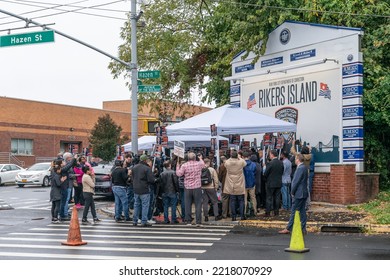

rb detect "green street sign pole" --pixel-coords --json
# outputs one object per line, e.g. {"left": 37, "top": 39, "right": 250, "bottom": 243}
{"left": 0, "top": 30, "right": 55, "bottom": 48}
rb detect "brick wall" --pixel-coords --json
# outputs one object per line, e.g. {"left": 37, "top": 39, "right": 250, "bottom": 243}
{"left": 312, "top": 165, "right": 380, "bottom": 204}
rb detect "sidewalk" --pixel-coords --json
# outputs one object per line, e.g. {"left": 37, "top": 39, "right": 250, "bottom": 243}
{"left": 100, "top": 202, "right": 390, "bottom": 234}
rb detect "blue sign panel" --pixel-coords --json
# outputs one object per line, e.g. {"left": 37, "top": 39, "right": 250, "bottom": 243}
{"left": 261, "top": 57, "right": 283, "bottom": 67}
{"left": 342, "top": 63, "right": 363, "bottom": 77}
{"left": 343, "top": 127, "right": 364, "bottom": 139}
{"left": 290, "top": 49, "right": 316, "bottom": 61}
{"left": 342, "top": 84, "right": 363, "bottom": 98}
{"left": 343, "top": 149, "right": 364, "bottom": 160}
{"left": 230, "top": 85, "right": 241, "bottom": 96}
{"left": 342, "top": 106, "right": 363, "bottom": 119}
{"left": 235, "top": 64, "right": 254, "bottom": 73}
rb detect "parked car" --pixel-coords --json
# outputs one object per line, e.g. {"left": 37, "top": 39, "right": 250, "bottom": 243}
{"left": 15, "top": 162, "right": 52, "bottom": 188}
{"left": 94, "top": 164, "right": 113, "bottom": 198}
{"left": 0, "top": 164, "right": 25, "bottom": 185}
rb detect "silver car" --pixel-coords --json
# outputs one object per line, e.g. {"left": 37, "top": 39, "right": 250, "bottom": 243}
{"left": 15, "top": 162, "right": 52, "bottom": 188}
{"left": 0, "top": 164, "right": 25, "bottom": 185}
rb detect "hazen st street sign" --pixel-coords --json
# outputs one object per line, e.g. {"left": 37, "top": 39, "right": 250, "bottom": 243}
{"left": 0, "top": 30, "right": 55, "bottom": 48}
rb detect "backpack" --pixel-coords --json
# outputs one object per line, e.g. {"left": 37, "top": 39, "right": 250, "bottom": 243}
{"left": 201, "top": 167, "right": 212, "bottom": 185}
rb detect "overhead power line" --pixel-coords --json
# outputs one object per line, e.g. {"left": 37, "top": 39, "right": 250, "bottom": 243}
{"left": 0, "top": 0, "right": 127, "bottom": 27}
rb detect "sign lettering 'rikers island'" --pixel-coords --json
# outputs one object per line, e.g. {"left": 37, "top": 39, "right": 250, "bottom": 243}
{"left": 255, "top": 76, "right": 332, "bottom": 108}
{"left": 0, "top": 30, "right": 55, "bottom": 48}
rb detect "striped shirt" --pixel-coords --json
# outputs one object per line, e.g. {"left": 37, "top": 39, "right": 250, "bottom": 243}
{"left": 176, "top": 160, "right": 204, "bottom": 189}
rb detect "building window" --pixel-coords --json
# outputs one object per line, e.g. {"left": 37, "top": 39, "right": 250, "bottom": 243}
{"left": 11, "top": 139, "right": 33, "bottom": 155}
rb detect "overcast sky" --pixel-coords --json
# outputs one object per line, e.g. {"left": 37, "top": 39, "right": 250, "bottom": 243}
{"left": 0, "top": 0, "right": 209, "bottom": 110}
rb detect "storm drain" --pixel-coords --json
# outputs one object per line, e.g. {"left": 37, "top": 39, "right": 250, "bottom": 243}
{"left": 321, "top": 225, "right": 364, "bottom": 233}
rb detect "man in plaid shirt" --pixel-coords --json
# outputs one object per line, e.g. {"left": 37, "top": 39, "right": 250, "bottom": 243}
{"left": 176, "top": 152, "right": 204, "bottom": 226}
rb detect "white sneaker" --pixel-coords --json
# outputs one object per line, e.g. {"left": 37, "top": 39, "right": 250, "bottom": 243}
{"left": 138, "top": 219, "right": 141, "bottom": 223}
{"left": 148, "top": 219, "right": 156, "bottom": 224}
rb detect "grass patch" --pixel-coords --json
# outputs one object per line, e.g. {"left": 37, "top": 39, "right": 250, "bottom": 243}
{"left": 348, "top": 191, "right": 390, "bottom": 224}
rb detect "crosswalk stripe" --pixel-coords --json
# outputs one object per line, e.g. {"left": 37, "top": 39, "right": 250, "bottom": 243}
{"left": 30, "top": 227, "right": 227, "bottom": 236}
{"left": 48, "top": 223, "right": 232, "bottom": 232}
{"left": 10, "top": 232, "right": 221, "bottom": 241}
{"left": 0, "top": 243, "right": 206, "bottom": 254}
{"left": 0, "top": 237, "right": 213, "bottom": 246}
{"left": 0, "top": 252, "right": 193, "bottom": 260}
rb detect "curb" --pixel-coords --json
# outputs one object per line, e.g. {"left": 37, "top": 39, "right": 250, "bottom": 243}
{"left": 239, "top": 220, "right": 390, "bottom": 234}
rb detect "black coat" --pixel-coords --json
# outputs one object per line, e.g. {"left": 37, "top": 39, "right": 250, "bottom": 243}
{"left": 50, "top": 171, "right": 62, "bottom": 201}
{"left": 159, "top": 169, "right": 179, "bottom": 194}
{"left": 132, "top": 162, "right": 155, "bottom": 195}
{"left": 111, "top": 167, "right": 128, "bottom": 187}
{"left": 264, "top": 158, "right": 284, "bottom": 189}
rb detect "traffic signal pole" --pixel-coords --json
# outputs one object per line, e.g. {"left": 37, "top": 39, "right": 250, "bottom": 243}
{"left": 130, "top": 0, "right": 138, "bottom": 154}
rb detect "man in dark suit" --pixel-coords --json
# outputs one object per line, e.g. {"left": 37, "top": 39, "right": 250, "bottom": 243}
{"left": 263, "top": 149, "right": 284, "bottom": 216}
{"left": 279, "top": 153, "right": 309, "bottom": 234}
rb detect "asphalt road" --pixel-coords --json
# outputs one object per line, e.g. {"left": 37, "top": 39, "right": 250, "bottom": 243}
{"left": 1, "top": 184, "right": 390, "bottom": 260}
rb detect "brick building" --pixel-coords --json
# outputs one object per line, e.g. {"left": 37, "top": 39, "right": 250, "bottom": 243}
{"left": 0, "top": 97, "right": 210, "bottom": 167}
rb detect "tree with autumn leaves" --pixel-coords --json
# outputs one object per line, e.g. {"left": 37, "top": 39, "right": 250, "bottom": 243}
{"left": 109, "top": 0, "right": 390, "bottom": 189}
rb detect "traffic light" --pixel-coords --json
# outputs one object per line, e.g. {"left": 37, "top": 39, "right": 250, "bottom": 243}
{"left": 142, "top": 119, "right": 160, "bottom": 134}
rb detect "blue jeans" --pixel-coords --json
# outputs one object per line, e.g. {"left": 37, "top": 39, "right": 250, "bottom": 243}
{"left": 287, "top": 197, "right": 307, "bottom": 233}
{"left": 60, "top": 186, "right": 71, "bottom": 218}
{"left": 230, "top": 194, "right": 244, "bottom": 219}
{"left": 162, "top": 193, "right": 178, "bottom": 222}
{"left": 281, "top": 183, "right": 291, "bottom": 210}
{"left": 133, "top": 193, "right": 150, "bottom": 224}
{"left": 112, "top": 186, "right": 129, "bottom": 220}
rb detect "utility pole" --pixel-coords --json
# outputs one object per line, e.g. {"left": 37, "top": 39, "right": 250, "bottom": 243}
{"left": 130, "top": 0, "right": 138, "bottom": 154}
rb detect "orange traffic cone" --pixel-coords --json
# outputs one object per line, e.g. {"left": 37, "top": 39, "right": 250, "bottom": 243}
{"left": 61, "top": 206, "right": 87, "bottom": 246}
{"left": 285, "top": 210, "right": 309, "bottom": 253}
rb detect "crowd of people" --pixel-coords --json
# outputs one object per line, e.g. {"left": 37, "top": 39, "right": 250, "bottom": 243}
{"left": 49, "top": 152, "right": 100, "bottom": 224}
{"left": 49, "top": 138, "right": 314, "bottom": 233}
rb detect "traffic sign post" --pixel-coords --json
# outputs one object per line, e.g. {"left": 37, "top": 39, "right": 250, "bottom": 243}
{"left": 138, "top": 85, "right": 161, "bottom": 93}
{"left": 138, "top": 70, "right": 160, "bottom": 79}
{"left": 0, "top": 30, "right": 55, "bottom": 48}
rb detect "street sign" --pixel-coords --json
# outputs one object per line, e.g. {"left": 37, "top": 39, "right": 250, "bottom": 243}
{"left": 138, "top": 70, "right": 160, "bottom": 79}
{"left": 0, "top": 30, "right": 55, "bottom": 48}
{"left": 138, "top": 85, "right": 161, "bottom": 93}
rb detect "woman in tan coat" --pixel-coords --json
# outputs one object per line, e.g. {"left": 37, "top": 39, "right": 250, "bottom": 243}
{"left": 224, "top": 150, "right": 246, "bottom": 221}
{"left": 81, "top": 165, "right": 101, "bottom": 225}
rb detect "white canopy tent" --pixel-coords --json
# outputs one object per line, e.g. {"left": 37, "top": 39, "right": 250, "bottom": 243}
{"left": 166, "top": 104, "right": 296, "bottom": 136}
{"left": 122, "top": 135, "right": 228, "bottom": 152}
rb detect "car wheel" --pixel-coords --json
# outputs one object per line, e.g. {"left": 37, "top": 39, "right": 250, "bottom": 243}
{"left": 18, "top": 184, "right": 24, "bottom": 188}
{"left": 42, "top": 176, "right": 50, "bottom": 187}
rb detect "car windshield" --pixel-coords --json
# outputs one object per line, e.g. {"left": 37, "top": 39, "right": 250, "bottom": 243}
{"left": 93, "top": 165, "right": 113, "bottom": 175}
{"left": 0, "top": 165, "right": 3, "bottom": 169}
{"left": 28, "top": 163, "right": 51, "bottom": 171}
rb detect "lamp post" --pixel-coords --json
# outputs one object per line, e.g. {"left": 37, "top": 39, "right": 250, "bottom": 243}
{"left": 130, "top": 0, "right": 139, "bottom": 154}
